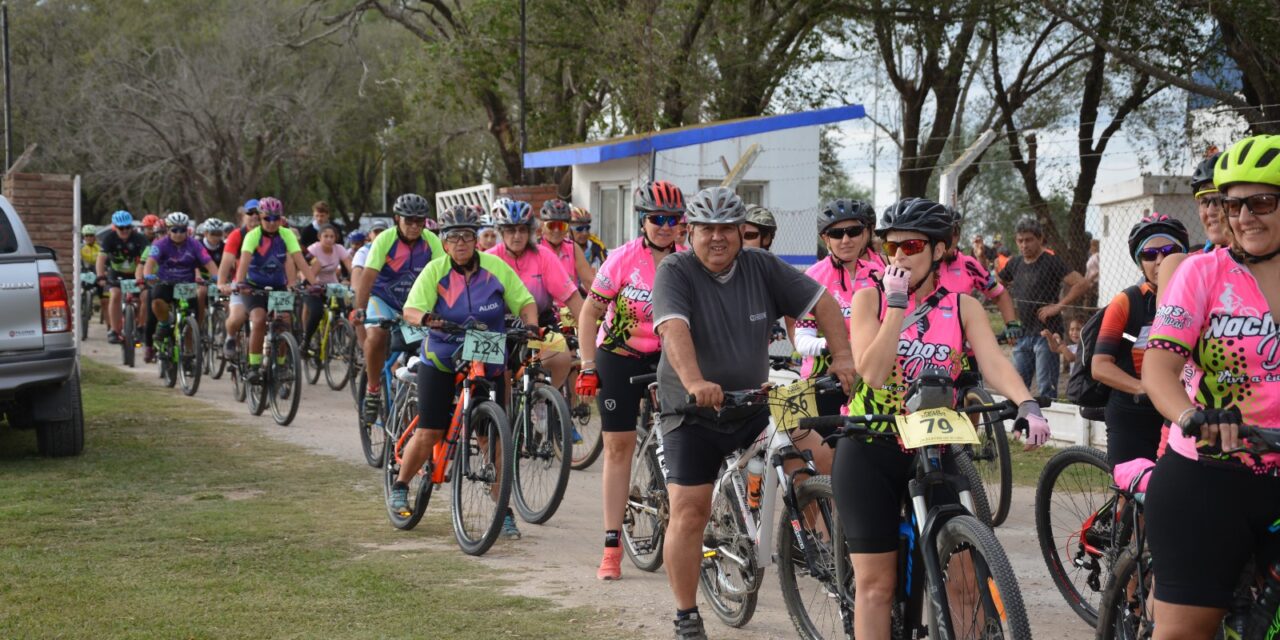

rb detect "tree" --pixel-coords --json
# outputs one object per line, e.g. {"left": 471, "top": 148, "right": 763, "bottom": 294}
{"left": 818, "top": 126, "right": 872, "bottom": 204}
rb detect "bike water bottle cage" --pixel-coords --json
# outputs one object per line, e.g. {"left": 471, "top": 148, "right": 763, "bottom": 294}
{"left": 903, "top": 365, "right": 955, "bottom": 413}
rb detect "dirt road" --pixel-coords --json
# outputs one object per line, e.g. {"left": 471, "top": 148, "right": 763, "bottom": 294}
{"left": 82, "top": 333, "right": 1093, "bottom": 639}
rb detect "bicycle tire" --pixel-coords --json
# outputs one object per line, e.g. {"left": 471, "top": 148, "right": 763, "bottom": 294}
{"left": 623, "top": 428, "right": 667, "bottom": 572}
{"left": 961, "top": 385, "right": 1013, "bottom": 527}
{"left": 955, "top": 450, "right": 993, "bottom": 525}
{"left": 159, "top": 328, "right": 177, "bottom": 388}
{"left": 933, "top": 514, "right": 1033, "bottom": 639}
{"left": 122, "top": 304, "right": 136, "bottom": 367}
{"left": 700, "top": 478, "right": 761, "bottom": 628}
{"left": 1035, "top": 445, "right": 1114, "bottom": 627}
{"left": 247, "top": 336, "right": 268, "bottom": 416}
{"left": 80, "top": 289, "right": 91, "bottom": 341}
{"left": 512, "top": 383, "right": 573, "bottom": 525}
{"left": 384, "top": 398, "right": 432, "bottom": 531}
{"left": 304, "top": 331, "right": 322, "bottom": 385}
{"left": 209, "top": 307, "right": 228, "bottom": 379}
{"left": 356, "top": 368, "right": 386, "bottom": 468}
{"left": 777, "top": 475, "right": 852, "bottom": 640}
{"left": 567, "top": 381, "right": 603, "bottom": 470}
{"left": 178, "top": 315, "right": 202, "bottom": 396}
{"left": 269, "top": 331, "right": 303, "bottom": 426}
{"left": 1095, "top": 546, "right": 1153, "bottom": 640}
{"left": 451, "top": 400, "right": 514, "bottom": 556}
{"left": 349, "top": 336, "right": 364, "bottom": 404}
{"left": 324, "top": 316, "right": 354, "bottom": 391}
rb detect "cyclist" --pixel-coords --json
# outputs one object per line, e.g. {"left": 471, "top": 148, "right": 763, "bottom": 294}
{"left": 1142, "top": 135, "right": 1280, "bottom": 639}
{"left": 575, "top": 180, "right": 683, "bottom": 581}
{"left": 96, "top": 210, "right": 151, "bottom": 345}
{"left": 350, "top": 219, "right": 388, "bottom": 348}
{"left": 834, "top": 197, "right": 1049, "bottom": 640}
{"left": 141, "top": 214, "right": 162, "bottom": 242}
{"left": 651, "top": 186, "right": 856, "bottom": 639}
{"left": 741, "top": 204, "right": 777, "bottom": 250}
{"left": 302, "top": 224, "right": 352, "bottom": 356}
{"left": 141, "top": 212, "right": 219, "bottom": 363}
{"left": 219, "top": 200, "right": 262, "bottom": 359}
{"left": 569, "top": 206, "right": 607, "bottom": 269}
{"left": 478, "top": 222, "right": 498, "bottom": 252}
{"left": 196, "top": 218, "right": 226, "bottom": 320}
{"left": 232, "top": 197, "right": 311, "bottom": 383}
{"left": 395, "top": 203, "right": 539, "bottom": 539}
{"left": 487, "top": 197, "right": 584, "bottom": 393}
{"left": 346, "top": 230, "right": 367, "bottom": 254}
{"left": 352, "top": 195, "right": 443, "bottom": 422}
{"left": 1157, "top": 151, "right": 1229, "bottom": 296}
{"left": 539, "top": 198, "right": 596, "bottom": 289}
{"left": 940, "top": 206, "right": 1019, "bottom": 341}
{"left": 80, "top": 224, "right": 99, "bottom": 269}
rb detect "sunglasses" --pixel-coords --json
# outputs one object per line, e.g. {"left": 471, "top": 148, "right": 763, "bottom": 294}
{"left": 1138, "top": 244, "right": 1184, "bottom": 261}
{"left": 544, "top": 220, "right": 568, "bottom": 232}
{"left": 263, "top": 214, "right": 281, "bottom": 222}
{"left": 742, "top": 230, "right": 761, "bottom": 240}
{"left": 444, "top": 230, "right": 477, "bottom": 243}
{"left": 646, "top": 214, "right": 682, "bottom": 228}
{"left": 1223, "top": 193, "right": 1280, "bottom": 218}
{"left": 168, "top": 226, "right": 188, "bottom": 234}
{"left": 882, "top": 238, "right": 932, "bottom": 257}
{"left": 571, "top": 224, "right": 591, "bottom": 233}
{"left": 825, "top": 225, "right": 866, "bottom": 240}
{"left": 1198, "top": 194, "right": 1224, "bottom": 209}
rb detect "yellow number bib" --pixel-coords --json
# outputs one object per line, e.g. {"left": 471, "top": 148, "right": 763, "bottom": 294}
{"left": 529, "top": 331, "right": 568, "bottom": 353}
{"left": 895, "top": 407, "right": 979, "bottom": 449}
{"left": 769, "top": 379, "right": 818, "bottom": 432}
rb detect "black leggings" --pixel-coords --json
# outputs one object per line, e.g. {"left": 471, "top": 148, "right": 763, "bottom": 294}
{"left": 1104, "top": 396, "right": 1164, "bottom": 466}
{"left": 302, "top": 293, "right": 324, "bottom": 348}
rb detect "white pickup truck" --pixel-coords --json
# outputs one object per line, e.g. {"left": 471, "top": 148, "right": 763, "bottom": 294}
{"left": 0, "top": 195, "right": 83, "bottom": 456}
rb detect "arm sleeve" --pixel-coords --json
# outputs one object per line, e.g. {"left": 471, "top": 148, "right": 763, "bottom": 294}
{"left": 997, "top": 259, "right": 1014, "bottom": 284}
{"left": 1095, "top": 290, "right": 1133, "bottom": 359}
{"left": 765, "top": 252, "right": 824, "bottom": 319}
{"left": 240, "top": 228, "right": 261, "bottom": 255}
{"left": 281, "top": 228, "right": 302, "bottom": 253}
{"left": 403, "top": 258, "right": 444, "bottom": 313}
{"left": 652, "top": 257, "right": 692, "bottom": 329}
{"left": 539, "top": 248, "right": 579, "bottom": 304}
{"left": 484, "top": 253, "right": 537, "bottom": 313}
{"left": 588, "top": 250, "right": 623, "bottom": 303}
{"left": 965, "top": 256, "right": 1005, "bottom": 300}
{"left": 794, "top": 325, "right": 827, "bottom": 356}
{"left": 1148, "top": 257, "right": 1210, "bottom": 356}
{"left": 363, "top": 229, "right": 397, "bottom": 272}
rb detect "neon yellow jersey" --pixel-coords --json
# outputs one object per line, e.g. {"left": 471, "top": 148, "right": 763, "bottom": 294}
{"left": 80, "top": 242, "right": 100, "bottom": 268}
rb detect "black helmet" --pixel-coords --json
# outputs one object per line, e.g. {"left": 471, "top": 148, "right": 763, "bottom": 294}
{"left": 439, "top": 204, "right": 484, "bottom": 232}
{"left": 876, "top": 198, "right": 953, "bottom": 247}
{"left": 1191, "top": 152, "right": 1222, "bottom": 192}
{"left": 393, "top": 193, "right": 431, "bottom": 218}
{"left": 817, "top": 199, "right": 875, "bottom": 234}
{"left": 685, "top": 187, "right": 746, "bottom": 225}
{"left": 1127, "top": 213, "right": 1189, "bottom": 264}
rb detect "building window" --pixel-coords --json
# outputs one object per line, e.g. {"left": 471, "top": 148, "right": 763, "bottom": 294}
{"left": 596, "top": 182, "right": 634, "bottom": 249}
{"left": 698, "top": 180, "right": 765, "bottom": 205}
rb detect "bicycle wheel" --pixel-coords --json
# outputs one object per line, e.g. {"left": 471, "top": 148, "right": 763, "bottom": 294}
{"left": 304, "top": 329, "right": 322, "bottom": 386}
{"left": 567, "top": 381, "right": 603, "bottom": 470}
{"left": 777, "top": 475, "right": 853, "bottom": 640}
{"left": 955, "top": 450, "right": 993, "bottom": 525}
{"left": 356, "top": 368, "right": 387, "bottom": 468}
{"left": 961, "top": 386, "right": 1012, "bottom": 527}
{"left": 932, "top": 514, "right": 1032, "bottom": 639}
{"left": 178, "top": 315, "right": 202, "bottom": 396}
{"left": 700, "top": 478, "right": 761, "bottom": 628}
{"left": 80, "top": 288, "right": 92, "bottom": 341}
{"left": 209, "top": 307, "right": 228, "bottom": 379}
{"left": 324, "top": 316, "right": 354, "bottom": 391}
{"left": 231, "top": 331, "right": 248, "bottom": 403}
{"left": 158, "top": 330, "right": 177, "bottom": 388}
{"left": 122, "top": 304, "right": 136, "bottom": 367}
{"left": 1035, "top": 445, "right": 1115, "bottom": 627}
{"left": 1095, "top": 546, "right": 1154, "bottom": 640}
{"left": 384, "top": 401, "right": 433, "bottom": 531}
{"left": 247, "top": 338, "right": 268, "bottom": 416}
{"left": 512, "top": 383, "right": 573, "bottom": 525}
{"left": 269, "top": 331, "right": 303, "bottom": 426}
{"left": 451, "top": 400, "right": 514, "bottom": 556}
{"left": 349, "top": 336, "right": 365, "bottom": 404}
{"left": 623, "top": 429, "right": 667, "bottom": 572}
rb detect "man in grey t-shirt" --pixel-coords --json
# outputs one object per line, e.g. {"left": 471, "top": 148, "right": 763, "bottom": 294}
{"left": 651, "top": 187, "right": 855, "bottom": 639}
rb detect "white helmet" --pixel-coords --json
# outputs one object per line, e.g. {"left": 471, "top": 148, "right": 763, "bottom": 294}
{"left": 165, "top": 211, "right": 191, "bottom": 228}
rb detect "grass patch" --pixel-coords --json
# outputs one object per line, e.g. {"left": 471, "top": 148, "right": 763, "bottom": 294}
{"left": 0, "top": 360, "right": 613, "bottom": 639}
{"left": 1009, "top": 443, "right": 1060, "bottom": 487}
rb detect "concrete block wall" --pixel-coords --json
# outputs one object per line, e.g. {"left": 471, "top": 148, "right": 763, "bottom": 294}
{"left": 4, "top": 172, "right": 75, "bottom": 290}
{"left": 498, "top": 184, "right": 562, "bottom": 218}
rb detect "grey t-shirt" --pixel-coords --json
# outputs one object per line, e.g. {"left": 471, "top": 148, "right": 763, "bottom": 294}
{"left": 653, "top": 248, "right": 825, "bottom": 434}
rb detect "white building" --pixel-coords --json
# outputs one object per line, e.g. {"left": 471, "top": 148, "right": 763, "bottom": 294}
{"left": 1094, "top": 175, "right": 1201, "bottom": 304}
{"left": 522, "top": 105, "right": 866, "bottom": 267}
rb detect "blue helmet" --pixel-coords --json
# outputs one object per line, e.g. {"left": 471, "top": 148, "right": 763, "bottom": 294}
{"left": 347, "top": 231, "right": 367, "bottom": 243}
{"left": 243, "top": 198, "right": 260, "bottom": 212}
{"left": 111, "top": 210, "right": 134, "bottom": 227}
{"left": 489, "top": 197, "right": 535, "bottom": 227}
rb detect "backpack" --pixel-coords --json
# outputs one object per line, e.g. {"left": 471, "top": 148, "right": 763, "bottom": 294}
{"left": 1067, "top": 285, "right": 1149, "bottom": 409}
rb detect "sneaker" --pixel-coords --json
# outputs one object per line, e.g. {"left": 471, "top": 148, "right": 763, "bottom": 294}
{"left": 106, "top": 330, "right": 122, "bottom": 345}
{"left": 246, "top": 366, "right": 263, "bottom": 385}
{"left": 144, "top": 346, "right": 156, "bottom": 363}
{"left": 571, "top": 426, "right": 583, "bottom": 445}
{"left": 361, "top": 391, "right": 382, "bottom": 424}
{"left": 597, "top": 547, "right": 623, "bottom": 581}
{"left": 673, "top": 612, "right": 708, "bottom": 640}
{"left": 389, "top": 483, "right": 411, "bottom": 517}
{"left": 501, "top": 514, "right": 522, "bottom": 540}
{"left": 224, "top": 337, "right": 237, "bottom": 361}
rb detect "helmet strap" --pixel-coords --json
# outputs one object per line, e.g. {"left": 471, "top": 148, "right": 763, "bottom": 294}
{"left": 451, "top": 251, "right": 480, "bottom": 274}
{"left": 909, "top": 260, "right": 941, "bottom": 295}
{"left": 643, "top": 233, "right": 673, "bottom": 252}
{"left": 1242, "top": 246, "right": 1280, "bottom": 264}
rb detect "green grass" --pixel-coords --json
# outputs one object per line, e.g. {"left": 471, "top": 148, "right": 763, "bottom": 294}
{"left": 1008, "top": 442, "right": 1060, "bottom": 487}
{"left": 0, "top": 361, "right": 613, "bottom": 639}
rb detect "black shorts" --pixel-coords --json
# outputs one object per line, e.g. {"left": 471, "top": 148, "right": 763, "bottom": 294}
{"left": 660, "top": 416, "right": 768, "bottom": 486}
{"left": 105, "top": 270, "right": 135, "bottom": 288}
{"left": 416, "top": 363, "right": 505, "bottom": 432}
{"left": 1104, "top": 398, "right": 1164, "bottom": 466}
{"left": 595, "top": 349, "right": 659, "bottom": 432}
{"left": 831, "top": 438, "right": 961, "bottom": 554}
{"left": 243, "top": 292, "right": 270, "bottom": 312}
{"left": 1145, "top": 453, "right": 1280, "bottom": 609}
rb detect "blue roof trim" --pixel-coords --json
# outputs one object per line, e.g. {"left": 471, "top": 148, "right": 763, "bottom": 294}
{"left": 779, "top": 254, "right": 816, "bottom": 267}
{"left": 523, "top": 104, "right": 866, "bottom": 169}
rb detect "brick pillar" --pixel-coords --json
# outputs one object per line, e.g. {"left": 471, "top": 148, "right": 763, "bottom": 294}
{"left": 3, "top": 172, "right": 76, "bottom": 290}
{"left": 497, "top": 184, "right": 563, "bottom": 217}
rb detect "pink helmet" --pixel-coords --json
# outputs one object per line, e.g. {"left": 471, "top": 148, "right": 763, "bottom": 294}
{"left": 258, "top": 197, "right": 284, "bottom": 216}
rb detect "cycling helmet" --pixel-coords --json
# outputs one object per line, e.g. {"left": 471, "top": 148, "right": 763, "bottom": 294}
{"left": 817, "top": 199, "right": 875, "bottom": 234}
{"left": 81, "top": 224, "right": 96, "bottom": 236}
{"left": 111, "top": 210, "right": 134, "bottom": 227}
{"left": 570, "top": 206, "right": 592, "bottom": 223}
{"left": 141, "top": 214, "right": 161, "bottom": 229}
{"left": 347, "top": 231, "right": 367, "bottom": 243}
{"left": 1127, "top": 213, "right": 1189, "bottom": 265}
{"left": 370, "top": 218, "right": 390, "bottom": 231}
{"left": 876, "top": 198, "right": 953, "bottom": 247}
{"left": 490, "top": 197, "right": 535, "bottom": 227}
{"left": 203, "top": 217, "right": 226, "bottom": 234}
{"left": 744, "top": 204, "right": 777, "bottom": 230}
{"left": 257, "top": 197, "right": 284, "bottom": 216}
{"left": 634, "top": 180, "right": 685, "bottom": 214}
{"left": 540, "top": 198, "right": 573, "bottom": 222}
{"left": 685, "top": 187, "right": 746, "bottom": 225}
{"left": 164, "top": 212, "right": 191, "bottom": 228}
{"left": 1216, "top": 135, "right": 1280, "bottom": 191}
{"left": 392, "top": 193, "right": 431, "bottom": 218}
{"left": 1191, "top": 152, "right": 1222, "bottom": 193}
{"left": 439, "top": 204, "right": 484, "bottom": 232}
{"left": 243, "top": 198, "right": 260, "bottom": 213}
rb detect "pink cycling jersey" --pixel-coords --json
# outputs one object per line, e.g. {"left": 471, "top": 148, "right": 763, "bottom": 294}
{"left": 486, "top": 243, "right": 577, "bottom": 314}
{"left": 796, "top": 255, "right": 883, "bottom": 378}
{"left": 588, "top": 236, "right": 668, "bottom": 357}
{"left": 1147, "top": 248, "right": 1280, "bottom": 474}
{"left": 938, "top": 253, "right": 1004, "bottom": 301}
{"left": 541, "top": 237, "right": 579, "bottom": 286}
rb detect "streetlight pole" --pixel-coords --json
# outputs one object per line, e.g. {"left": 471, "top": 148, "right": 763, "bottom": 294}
{"left": 519, "top": 0, "right": 527, "bottom": 184}
{"left": 3, "top": 2, "right": 13, "bottom": 172}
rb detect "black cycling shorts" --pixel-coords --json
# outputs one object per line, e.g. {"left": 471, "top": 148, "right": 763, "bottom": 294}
{"left": 1145, "top": 452, "right": 1280, "bottom": 609}
{"left": 416, "top": 362, "right": 505, "bottom": 432}
{"left": 660, "top": 416, "right": 768, "bottom": 486}
{"left": 832, "top": 437, "right": 961, "bottom": 554}
{"left": 1104, "top": 397, "right": 1164, "bottom": 466}
{"left": 595, "top": 349, "right": 659, "bottom": 432}
{"left": 105, "top": 270, "right": 135, "bottom": 288}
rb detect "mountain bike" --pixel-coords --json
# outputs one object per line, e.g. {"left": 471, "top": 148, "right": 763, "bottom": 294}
{"left": 505, "top": 331, "right": 572, "bottom": 525}
{"left": 153, "top": 281, "right": 203, "bottom": 396}
{"left": 955, "top": 370, "right": 1012, "bottom": 527}
{"left": 78, "top": 271, "right": 99, "bottom": 341}
{"left": 382, "top": 318, "right": 522, "bottom": 556}
{"left": 118, "top": 278, "right": 143, "bottom": 368}
{"left": 621, "top": 371, "right": 667, "bottom": 573}
{"left": 561, "top": 329, "right": 603, "bottom": 471}
{"left": 239, "top": 286, "right": 303, "bottom": 426}
{"left": 303, "top": 283, "right": 355, "bottom": 391}
{"left": 203, "top": 286, "right": 229, "bottom": 379}
{"left": 357, "top": 316, "right": 420, "bottom": 468}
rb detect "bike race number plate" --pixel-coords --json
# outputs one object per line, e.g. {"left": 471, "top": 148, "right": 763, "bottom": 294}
{"left": 268, "top": 290, "right": 295, "bottom": 312}
{"left": 174, "top": 283, "right": 198, "bottom": 300}
{"left": 120, "top": 279, "right": 140, "bottom": 294}
{"left": 769, "top": 379, "right": 817, "bottom": 432}
{"left": 400, "top": 323, "right": 429, "bottom": 344}
{"left": 326, "top": 283, "right": 351, "bottom": 300}
{"left": 462, "top": 329, "right": 506, "bottom": 365}
{"left": 895, "top": 407, "right": 979, "bottom": 449}
{"left": 80, "top": 272, "right": 97, "bottom": 285}
{"left": 528, "top": 331, "right": 567, "bottom": 353}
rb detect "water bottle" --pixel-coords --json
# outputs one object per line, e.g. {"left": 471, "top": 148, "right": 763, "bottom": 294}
{"left": 745, "top": 457, "right": 766, "bottom": 509}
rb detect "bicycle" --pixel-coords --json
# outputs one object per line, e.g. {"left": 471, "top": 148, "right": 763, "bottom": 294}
{"left": 78, "top": 271, "right": 99, "bottom": 341}
{"left": 798, "top": 377, "right": 1038, "bottom": 640}
{"left": 505, "top": 331, "right": 572, "bottom": 525}
{"left": 117, "top": 278, "right": 143, "bottom": 367}
{"left": 153, "top": 281, "right": 203, "bottom": 396}
{"left": 303, "top": 283, "right": 356, "bottom": 391}
{"left": 356, "top": 315, "right": 420, "bottom": 468}
{"left": 955, "top": 369, "right": 1013, "bottom": 527}
{"left": 238, "top": 286, "right": 303, "bottom": 426}
{"left": 382, "top": 318, "right": 521, "bottom": 556}
{"left": 560, "top": 329, "right": 604, "bottom": 471}
{"left": 202, "top": 286, "right": 229, "bottom": 379}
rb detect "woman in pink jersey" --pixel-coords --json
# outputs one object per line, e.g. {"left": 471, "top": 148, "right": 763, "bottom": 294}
{"left": 938, "top": 207, "right": 1019, "bottom": 340}
{"left": 834, "top": 198, "right": 1049, "bottom": 638}
{"left": 539, "top": 198, "right": 596, "bottom": 291}
{"left": 1142, "top": 135, "right": 1280, "bottom": 638}
{"left": 575, "top": 180, "right": 684, "bottom": 581}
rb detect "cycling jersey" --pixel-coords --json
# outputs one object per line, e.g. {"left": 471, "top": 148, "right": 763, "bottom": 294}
{"left": 1148, "top": 248, "right": 1280, "bottom": 474}
{"left": 403, "top": 253, "right": 535, "bottom": 375}
{"left": 541, "top": 237, "right": 579, "bottom": 285}
{"left": 240, "top": 227, "right": 301, "bottom": 289}
{"left": 352, "top": 244, "right": 372, "bottom": 269}
{"left": 149, "top": 236, "right": 212, "bottom": 283}
{"left": 938, "top": 253, "right": 1004, "bottom": 301}
{"left": 795, "top": 256, "right": 882, "bottom": 378}
{"left": 588, "top": 236, "right": 663, "bottom": 357}
{"left": 97, "top": 229, "right": 150, "bottom": 274}
{"left": 223, "top": 226, "right": 248, "bottom": 258}
{"left": 364, "top": 229, "right": 443, "bottom": 311}
{"left": 486, "top": 243, "right": 577, "bottom": 314}
{"left": 80, "top": 242, "right": 100, "bottom": 269}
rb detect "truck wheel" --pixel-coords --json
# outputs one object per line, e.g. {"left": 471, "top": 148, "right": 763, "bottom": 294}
{"left": 36, "top": 368, "right": 85, "bottom": 457}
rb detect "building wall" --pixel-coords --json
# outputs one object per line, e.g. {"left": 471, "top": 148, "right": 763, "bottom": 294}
{"left": 4, "top": 172, "right": 75, "bottom": 290}
{"left": 1096, "top": 176, "right": 1200, "bottom": 304}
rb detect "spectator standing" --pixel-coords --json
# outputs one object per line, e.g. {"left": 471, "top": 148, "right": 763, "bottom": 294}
{"left": 299, "top": 201, "right": 343, "bottom": 247}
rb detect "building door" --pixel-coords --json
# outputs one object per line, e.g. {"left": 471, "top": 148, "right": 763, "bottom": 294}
{"left": 596, "top": 181, "right": 634, "bottom": 249}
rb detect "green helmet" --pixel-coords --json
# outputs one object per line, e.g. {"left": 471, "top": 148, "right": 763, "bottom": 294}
{"left": 1215, "top": 135, "right": 1280, "bottom": 190}
{"left": 81, "top": 224, "right": 96, "bottom": 236}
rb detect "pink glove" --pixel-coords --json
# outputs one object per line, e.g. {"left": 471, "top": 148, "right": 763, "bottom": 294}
{"left": 1017, "top": 400, "right": 1051, "bottom": 447}
{"left": 882, "top": 265, "right": 910, "bottom": 309}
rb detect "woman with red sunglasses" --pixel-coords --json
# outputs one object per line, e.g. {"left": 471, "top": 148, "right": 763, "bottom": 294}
{"left": 539, "top": 198, "right": 596, "bottom": 291}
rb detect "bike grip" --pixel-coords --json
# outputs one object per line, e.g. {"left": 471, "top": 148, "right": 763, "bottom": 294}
{"left": 685, "top": 393, "right": 696, "bottom": 405}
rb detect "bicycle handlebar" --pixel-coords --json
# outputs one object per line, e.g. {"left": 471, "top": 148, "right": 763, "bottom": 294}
{"left": 802, "top": 399, "right": 1022, "bottom": 445}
